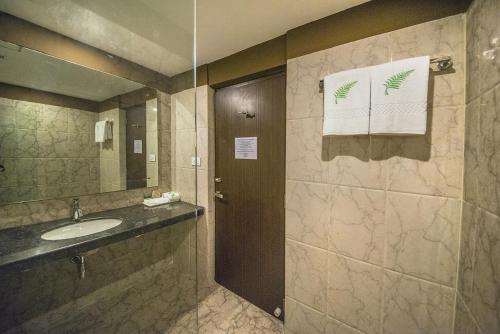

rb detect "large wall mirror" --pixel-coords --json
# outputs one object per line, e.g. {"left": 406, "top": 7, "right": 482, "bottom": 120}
{"left": 0, "top": 40, "right": 162, "bottom": 205}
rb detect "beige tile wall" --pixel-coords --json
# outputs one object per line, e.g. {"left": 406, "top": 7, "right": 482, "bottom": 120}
{"left": 455, "top": 0, "right": 500, "bottom": 333}
{"left": 284, "top": 15, "right": 465, "bottom": 334}
{"left": 146, "top": 98, "right": 159, "bottom": 187}
{"left": 170, "top": 85, "right": 217, "bottom": 301}
{"left": 0, "top": 97, "right": 100, "bottom": 204}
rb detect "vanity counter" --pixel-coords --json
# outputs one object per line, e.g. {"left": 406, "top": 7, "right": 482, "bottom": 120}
{"left": 0, "top": 202, "right": 203, "bottom": 270}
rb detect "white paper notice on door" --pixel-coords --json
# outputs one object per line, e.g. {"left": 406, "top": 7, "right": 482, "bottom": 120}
{"left": 134, "top": 140, "right": 142, "bottom": 154}
{"left": 235, "top": 137, "right": 257, "bottom": 160}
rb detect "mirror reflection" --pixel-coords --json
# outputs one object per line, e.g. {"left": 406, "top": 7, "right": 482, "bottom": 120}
{"left": 0, "top": 41, "right": 160, "bottom": 205}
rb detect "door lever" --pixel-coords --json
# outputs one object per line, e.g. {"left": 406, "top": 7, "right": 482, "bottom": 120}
{"left": 214, "top": 191, "right": 224, "bottom": 199}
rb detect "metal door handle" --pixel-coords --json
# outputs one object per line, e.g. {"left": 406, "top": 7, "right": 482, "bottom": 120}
{"left": 214, "top": 191, "right": 224, "bottom": 199}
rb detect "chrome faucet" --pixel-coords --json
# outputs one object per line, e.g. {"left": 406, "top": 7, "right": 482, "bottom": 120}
{"left": 72, "top": 198, "right": 83, "bottom": 221}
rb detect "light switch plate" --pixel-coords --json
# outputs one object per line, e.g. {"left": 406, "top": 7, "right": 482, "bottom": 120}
{"left": 149, "top": 154, "right": 156, "bottom": 162}
{"left": 191, "top": 156, "right": 201, "bottom": 166}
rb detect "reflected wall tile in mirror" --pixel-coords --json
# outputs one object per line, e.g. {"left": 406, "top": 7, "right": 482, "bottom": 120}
{"left": 68, "top": 109, "right": 92, "bottom": 133}
{"left": 14, "top": 101, "right": 40, "bottom": 130}
{"left": 0, "top": 158, "right": 16, "bottom": 187}
{"left": 15, "top": 129, "right": 37, "bottom": 158}
{"left": 37, "top": 105, "right": 68, "bottom": 132}
{"left": 0, "top": 127, "right": 17, "bottom": 157}
{"left": 15, "top": 158, "right": 37, "bottom": 187}
{"left": 0, "top": 98, "right": 15, "bottom": 128}
{"left": 36, "top": 158, "right": 69, "bottom": 185}
{"left": 36, "top": 130, "right": 68, "bottom": 158}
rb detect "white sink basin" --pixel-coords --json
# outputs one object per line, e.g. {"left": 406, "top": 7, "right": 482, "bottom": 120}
{"left": 41, "top": 218, "right": 122, "bottom": 241}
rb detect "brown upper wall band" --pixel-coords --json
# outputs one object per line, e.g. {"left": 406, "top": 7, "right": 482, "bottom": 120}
{"left": 0, "top": 12, "right": 171, "bottom": 92}
{"left": 0, "top": 83, "right": 99, "bottom": 112}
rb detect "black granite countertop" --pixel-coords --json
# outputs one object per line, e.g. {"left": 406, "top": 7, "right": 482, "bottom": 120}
{"left": 0, "top": 201, "right": 203, "bottom": 270}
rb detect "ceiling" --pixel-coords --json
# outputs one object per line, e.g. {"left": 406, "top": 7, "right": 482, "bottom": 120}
{"left": 197, "top": 0, "right": 369, "bottom": 65}
{"left": 0, "top": 0, "right": 368, "bottom": 77}
{"left": 0, "top": 41, "right": 144, "bottom": 102}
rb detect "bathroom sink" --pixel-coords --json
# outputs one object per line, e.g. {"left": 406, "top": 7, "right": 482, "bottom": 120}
{"left": 41, "top": 218, "right": 122, "bottom": 241}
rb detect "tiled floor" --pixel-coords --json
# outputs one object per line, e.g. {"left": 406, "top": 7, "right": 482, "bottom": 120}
{"left": 170, "top": 286, "right": 284, "bottom": 333}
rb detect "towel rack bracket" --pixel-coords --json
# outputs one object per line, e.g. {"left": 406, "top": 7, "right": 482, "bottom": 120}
{"left": 318, "top": 55, "right": 453, "bottom": 92}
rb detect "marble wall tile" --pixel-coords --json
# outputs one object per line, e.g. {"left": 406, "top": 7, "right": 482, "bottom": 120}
{"left": 16, "top": 129, "right": 37, "bottom": 158}
{"left": 476, "top": 0, "right": 500, "bottom": 93}
{"left": 287, "top": 51, "right": 329, "bottom": 120}
{"left": 285, "top": 239, "right": 327, "bottom": 312}
{"left": 0, "top": 127, "right": 17, "bottom": 157}
{"left": 36, "top": 130, "right": 68, "bottom": 158}
{"left": 470, "top": 210, "right": 500, "bottom": 334}
{"left": 0, "top": 99, "right": 15, "bottom": 128}
{"left": 454, "top": 293, "right": 481, "bottom": 334}
{"left": 15, "top": 158, "right": 37, "bottom": 187}
{"left": 458, "top": 202, "right": 481, "bottom": 306}
{"left": 386, "top": 106, "right": 464, "bottom": 198}
{"left": 466, "top": 0, "right": 483, "bottom": 103}
{"left": 464, "top": 99, "right": 481, "bottom": 205}
{"left": 286, "top": 117, "right": 329, "bottom": 183}
{"left": 477, "top": 84, "right": 500, "bottom": 216}
{"left": 284, "top": 297, "right": 326, "bottom": 334}
{"left": 327, "top": 136, "right": 387, "bottom": 190}
{"left": 68, "top": 109, "right": 91, "bottom": 133}
{"left": 36, "top": 159, "right": 68, "bottom": 185}
{"left": 326, "top": 317, "right": 364, "bottom": 334}
{"left": 330, "top": 186, "right": 385, "bottom": 265}
{"left": 172, "top": 89, "right": 195, "bottom": 131}
{"left": 0, "top": 158, "right": 16, "bottom": 187}
{"left": 388, "top": 15, "right": 465, "bottom": 108}
{"left": 15, "top": 103, "right": 39, "bottom": 130}
{"left": 383, "top": 270, "right": 454, "bottom": 334}
{"left": 285, "top": 180, "right": 330, "bottom": 249}
{"left": 37, "top": 105, "right": 68, "bottom": 132}
{"left": 195, "top": 127, "right": 211, "bottom": 171}
{"left": 327, "top": 254, "right": 383, "bottom": 334}
{"left": 385, "top": 192, "right": 461, "bottom": 286}
{"left": 325, "top": 33, "right": 390, "bottom": 73}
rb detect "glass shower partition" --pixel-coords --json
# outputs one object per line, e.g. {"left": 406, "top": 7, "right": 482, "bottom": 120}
{"left": 0, "top": 0, "right": 198, "bottom": 333}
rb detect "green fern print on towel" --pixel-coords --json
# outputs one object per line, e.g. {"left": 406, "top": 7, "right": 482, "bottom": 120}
{"left": 383, "top": 69, "right": 415, "bottom": 95}
{"left": 334, "top": 81, "right": 358, "bottom": 104}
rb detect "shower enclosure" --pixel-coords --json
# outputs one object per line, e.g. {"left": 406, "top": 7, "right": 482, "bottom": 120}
{"left": 0, "top": 1, "right": 199, "bottom": 333}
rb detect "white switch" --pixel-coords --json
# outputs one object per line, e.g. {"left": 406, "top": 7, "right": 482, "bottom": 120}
{"left": 149, "top": 154, "right": 156, "bottom": 162}
{"left": 191, "top": 156, "right": 201, "bottom": 166}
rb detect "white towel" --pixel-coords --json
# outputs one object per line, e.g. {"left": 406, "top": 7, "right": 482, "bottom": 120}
{"left": 322, "top": 67, "right": 370, "bottom": 135}
{"left": 95, "top": 121, "right": 107, "bottom": 143}
{"left": 105, "top": 121, "right": 113, "bottom": 140}
{"left": 95, "top": 120, "right": 113, "bottom": 143}
{"left": 369, "top": 56, "right": 430, "bottom": 135}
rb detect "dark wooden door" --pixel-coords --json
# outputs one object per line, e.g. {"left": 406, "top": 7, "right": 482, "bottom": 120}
{"left": 125, "top": 104, "right": 147, "bottom": 189}
{"left": 215, "top": 72, "right": 286, "bottom": 319}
